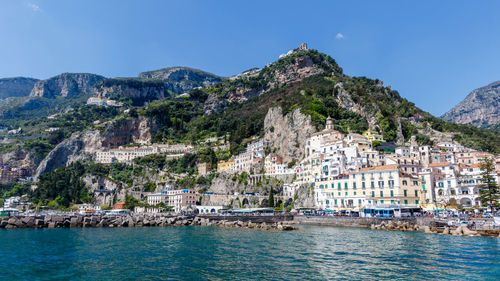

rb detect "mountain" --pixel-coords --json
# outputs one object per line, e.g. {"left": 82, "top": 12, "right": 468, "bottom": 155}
{"left": 0, "top": 77, "right": 39, "bottom": 98}
{"left": 442, "top": 81, "right": 500, "bottom": 129}
{"left": 138, "top": 66, "right": 222, "bottom": 89}
{"left": 140, "top": 43, "right": 499, "bottom": 154}
{"left": 30, "top": 73, "right": 106, "bottom": 98}
{"left": 3, "top": 43, "right": 500, "bottom": 180}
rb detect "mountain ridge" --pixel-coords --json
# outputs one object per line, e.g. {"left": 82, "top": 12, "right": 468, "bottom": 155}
{"left": 442, "top": 80, "right": 500, "bottom": 129}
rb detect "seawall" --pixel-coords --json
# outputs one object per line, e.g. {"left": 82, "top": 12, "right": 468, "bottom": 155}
{"left": 0, "top": 214, "right": 294, "bottom": 229}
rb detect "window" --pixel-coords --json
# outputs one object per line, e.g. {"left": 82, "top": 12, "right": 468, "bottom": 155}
{"left": 371, "top": 191, "right": 375, "bottom": 197}
{"left": 402, "top": 180, "right": 408, "bottom": 186}
{"left": 371, "top": 182, "right": 375, "bottom": 188}
{"left": 378, "top": 181, "right": 384, "bottom": 188}
{"left": 414, "top": 190, "right": 418, "bottom": 197}
{"left": 413, "top": 181, "right": 418, "bottom": 186}
{"left": 404, "top": 200, "right": 408, "bottom": 205}
{"left": 403, "top": 190, "right": 407, "bottom": 197}
{"left": 415, "top": 200, "right": 419, "bottom": 205}
{"left": 345, "top": 183, "right": 348, "bottom": 189}
{"left": 338, "top": 183, "right": 341, "bottom": 189}
{"left": 362, "top": 182, "right": 366, "bottom": 188}
{"left": 390, "top": 190, "right": 394, "bottom": 197}
{"left": 353, "top": 182, "right": 357, "bottom": 189}
{"left": 380, "top": 191, "right": 384, "bottom": 197}
{"left": 354, "top": 192, "right": 357, "bottom": 195}
{"left": 388, "top": 180, "right": 394, "bottom": 187}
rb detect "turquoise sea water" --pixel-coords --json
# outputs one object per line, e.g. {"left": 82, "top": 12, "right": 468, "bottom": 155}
{"left": 0, "top": 225, "right": 499, "bottom": 280}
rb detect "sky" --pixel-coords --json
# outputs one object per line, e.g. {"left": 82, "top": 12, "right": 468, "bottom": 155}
{"left": 1, "top": 1, "right": 499, "bottom": 116}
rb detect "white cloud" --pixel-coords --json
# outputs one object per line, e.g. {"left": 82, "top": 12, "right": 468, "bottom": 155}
{"left": 336, "top": 33, "right": 344, "bottom": 40}
{"left": 26, "top": 2, "right": 42, "bottom": 12}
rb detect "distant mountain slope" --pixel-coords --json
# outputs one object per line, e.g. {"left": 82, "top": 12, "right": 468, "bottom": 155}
{"left": 0, "top": 77, "right": 39, "bottom": 98}
{"left": 29, "top": 73, "right": 106, "bottom": 98}
{"left": 138, "top": 66, "right": 222, "bottom": 89}
{"left": 442, "top": 81, "right": 500, "bottom": 128}
{"left": 94, "top": 67, "right": 223, "bottom": 106}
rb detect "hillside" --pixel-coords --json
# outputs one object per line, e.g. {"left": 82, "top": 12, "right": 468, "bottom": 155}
{"left": 2, "top": 44, "right": 500, "bottom": 181}
{"left": 144, "top": 44, "right": 500, "bottom": 154}
{"left": 0, "top": 77, "right": 39, "bottom": 99}
{"left": 442, "top": 80, "right": 500, "bottom": 130}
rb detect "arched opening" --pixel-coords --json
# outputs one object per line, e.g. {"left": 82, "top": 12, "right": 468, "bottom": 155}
{"left": 460, "top": 198, "right": 472, "bottom": 207}
{"left": 261, "top": 199, "right": 268, "bottom": 207}
{"left": 242, "top": 198, "right": 249, "bottom": 206}
{"left": 211, "top": 208, "right": 216, "bottom": 213}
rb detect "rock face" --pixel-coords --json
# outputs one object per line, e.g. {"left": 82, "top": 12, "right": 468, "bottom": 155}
{"left": 93, "top": 68, "right": 222, "bottom": 106}
{"left": 263, "top": 106, "right": 315, "bottom": 164}
{"left": 94, "top": 79, "right": 174, "bottom": 106}
{"left": 0, "top": 77, "right": 39, "bottom": 98}
{"left": 34, "top": 116, "right": 156, "bottom": 178}
{"left": 334, "top": 82, "right": 379, "bottom": 131}
{"left": 442, "top": 80, "right": 500, "bottom": 128}
{"left": 29, "top": 73, "right": 106, "bottom": 98}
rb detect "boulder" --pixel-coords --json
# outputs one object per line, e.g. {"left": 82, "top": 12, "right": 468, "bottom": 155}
{"left": 424, "top": 226, "right": 433, "bottom": 234}
{"left": 442, "top": 227, "right": 450, "bottom": 235}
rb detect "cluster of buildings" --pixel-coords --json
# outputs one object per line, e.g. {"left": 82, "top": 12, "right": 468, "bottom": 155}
{"left": 215, "top": 139, "right": 293, "bottom": 175}
{"left": 141, "top": 189, "right": 197, "bottom": 213}
{"left": 94, "top": 144, "right": 193, "bottom": 164}
{"left": 290, "top": 117, "right": 499, "bottom": 210}
{"left": 87, "top": 97, "right": 123, "bottom": 107}
{"left": 0, "top": 164, "right": 28, "bottom": 183}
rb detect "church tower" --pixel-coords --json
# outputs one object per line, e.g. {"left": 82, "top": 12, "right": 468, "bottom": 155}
{"left": 325, "top": 116, "right": 334, "bottom": 130}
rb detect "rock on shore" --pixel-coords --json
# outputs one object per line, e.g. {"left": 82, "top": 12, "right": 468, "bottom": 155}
{"left": 0, "top": 215, "right": 297, "bottom": 231}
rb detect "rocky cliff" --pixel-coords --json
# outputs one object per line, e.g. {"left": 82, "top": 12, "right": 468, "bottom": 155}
{"left": 34, "top": 116, "right": 156, "bottom": 178}
{"left": 263, "top": 106, "right": 315, "bottom": 164}
{"left": 93, "top": 79, "right": 173, "bottom": 106}
{"left": 0, "top": 77, "right": 38, "bottom": 98}
{"left": 442, "top": 80, "right": 500, "bottom": 128}
{"left": 94, "top": 68, "right": 223, "bottom": 106}
{"left": 29, "top": 73, "right": 106, "bottom": 98}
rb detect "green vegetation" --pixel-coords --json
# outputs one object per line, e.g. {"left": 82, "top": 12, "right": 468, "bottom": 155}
{"left": 0, "top": 183, "right": 30, "bottom": 199}
{"left": 31, "top": 162, "right": 92, "bottom": 208}
{"left": 268, "top": 187, "right": 274, "bottom": 207}
{"left": 478, "top": 158, "right": 499, "bottom": 211}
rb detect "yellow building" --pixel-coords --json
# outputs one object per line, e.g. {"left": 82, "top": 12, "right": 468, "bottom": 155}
{"left": 217, "top": 160, "right": 235, "bottom": 173}
{"left": 363, "top": 130, "right": 384, "bottom": 142}
{"left": 314, "top": 164, "right": 422, "bottom": 209}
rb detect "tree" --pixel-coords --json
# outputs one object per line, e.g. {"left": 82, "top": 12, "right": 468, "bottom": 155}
{"left": 478, "top": 158, "right": 499, "bottom": 212}
{"left": 268, "top": 187, "right": 274, "bottom": 207}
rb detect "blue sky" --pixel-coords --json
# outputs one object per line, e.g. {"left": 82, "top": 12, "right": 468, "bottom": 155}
{"left": 1, "top": 1, "right": 499, "bottom": 116}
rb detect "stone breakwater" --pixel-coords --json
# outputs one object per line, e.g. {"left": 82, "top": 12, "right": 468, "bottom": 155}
{"left": 0, "top": 215, "right": 297, "bottom": 231}
{"left": 293, "top": 216, "right": 500, "bottom": 237}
